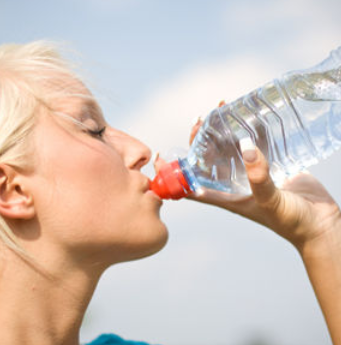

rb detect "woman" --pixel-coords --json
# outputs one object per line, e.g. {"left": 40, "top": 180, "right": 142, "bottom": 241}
{"left": 0, "top": 41, "right": 339, "bottom": 345}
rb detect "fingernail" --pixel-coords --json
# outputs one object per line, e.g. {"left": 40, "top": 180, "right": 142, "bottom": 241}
{"left": 152, "top": 151, "right": 159, "bottom": 164}
{"left": 191, "top": 116, "right": 202, "bottom": 127}
{"left": 240, "top": 137, "right": 257, "bottom": 163}
{"left": 218, "top": 100, "right": 226, "bottom": 107}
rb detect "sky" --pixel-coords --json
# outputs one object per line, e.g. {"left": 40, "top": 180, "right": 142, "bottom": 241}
{"left": 1, "top": 1, "right": 341, "bottom": 344}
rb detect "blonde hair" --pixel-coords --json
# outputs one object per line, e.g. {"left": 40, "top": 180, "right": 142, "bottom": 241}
{"left": 0, "top": 40, "right": 89, "bottom": 259}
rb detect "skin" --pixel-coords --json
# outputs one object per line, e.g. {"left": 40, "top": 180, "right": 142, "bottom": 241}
{"left": 0, "top": 85, "right": 167, "bottom": 345}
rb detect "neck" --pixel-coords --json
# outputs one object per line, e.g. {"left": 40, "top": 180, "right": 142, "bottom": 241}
{"left": 0, "top": 247, "right": 102, "bottom": 345}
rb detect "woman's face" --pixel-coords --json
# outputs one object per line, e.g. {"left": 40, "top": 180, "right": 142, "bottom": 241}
{"left": 29, "top": 87, "right": 167, "bottom": 266}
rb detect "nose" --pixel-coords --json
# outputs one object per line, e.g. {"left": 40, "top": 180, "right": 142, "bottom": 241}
{"left": 127, "top": 138, "right": 152, "bottom": 170}
{"left": 109, "top": 129, "right": 152, "bottom": 170}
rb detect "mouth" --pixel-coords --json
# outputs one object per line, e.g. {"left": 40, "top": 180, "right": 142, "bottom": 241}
{"left": 145, "top": 179, "right": 163, "bottom": 202}
{"left": 139, "top": 176, "right": 163, "bottom": 205}
{"left": 142, "top": 178, "right": 151, "bottom": 193}
{"left": 146, "top": 189, "right": 163, "bottom": 205}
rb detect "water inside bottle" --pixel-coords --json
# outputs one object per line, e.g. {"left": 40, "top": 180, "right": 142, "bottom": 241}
{"left": 185, "top": 67, "right": 341, "bottom": 195}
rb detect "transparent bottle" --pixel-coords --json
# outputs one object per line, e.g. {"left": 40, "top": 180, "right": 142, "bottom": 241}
{"left": 150, "top": 47, "right": 341, "bottom": 199}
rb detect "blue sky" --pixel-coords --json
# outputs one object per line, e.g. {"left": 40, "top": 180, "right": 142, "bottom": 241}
{"left": 1, "top": 1, "right": 341, "bottom": 344}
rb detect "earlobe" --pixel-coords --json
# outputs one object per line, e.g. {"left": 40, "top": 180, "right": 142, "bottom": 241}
{"left": 0, "top": 165, "right": 35, "bottom": 220}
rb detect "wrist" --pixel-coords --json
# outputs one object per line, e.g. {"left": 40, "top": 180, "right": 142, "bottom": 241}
{"left": 297, "top": 217, "right": 341, "bottom": 263}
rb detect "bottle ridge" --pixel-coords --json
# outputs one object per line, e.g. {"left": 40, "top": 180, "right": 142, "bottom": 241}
{"left": 150, "top": 47, "right": 341, "bottom": 199}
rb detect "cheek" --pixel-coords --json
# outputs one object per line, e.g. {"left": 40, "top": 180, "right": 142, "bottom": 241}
{"left": 59, "top": 152, "right": 130, "bottom": 218}
{"left": 36, "top": 137, "right": 131, "bottom": 233}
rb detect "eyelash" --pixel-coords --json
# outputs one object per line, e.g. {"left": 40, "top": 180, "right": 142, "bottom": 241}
{"left": 87, "top": 126, "right": 106, "bottom": 138}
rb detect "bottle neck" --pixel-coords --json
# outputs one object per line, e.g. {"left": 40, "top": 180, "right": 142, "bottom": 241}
{"left": 150, "top": 159, "right": 193, "bottom": 200}
{"left": 178, "top": 158, "right": 200, "bottom": 193}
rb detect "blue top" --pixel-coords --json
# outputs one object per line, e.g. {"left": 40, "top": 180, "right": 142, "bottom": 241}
{"left": 86, "top": 333, "right": 158, "bottom": 345}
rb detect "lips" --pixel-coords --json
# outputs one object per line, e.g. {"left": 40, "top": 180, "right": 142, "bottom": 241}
{"left": 141, "top": 177, "right": 162, "bottom": 204}
{"left": 144, "top": 179, "right": 163, "bottom": 203}
{"left": 141, "top": 178, "right": 151, "bottom": 193}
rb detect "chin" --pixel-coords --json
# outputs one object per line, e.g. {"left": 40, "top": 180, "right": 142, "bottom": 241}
{"left": 144, "top": 223, "right": 169, "bottom": 257}
{"left": 141, "top": 218, "right": 169, "bottom": 254}
{"left": 100, "top": 219, "right": 168, "bottom": 266}
{"left": 126, "top": 220, "right": 169, "bottom": 263}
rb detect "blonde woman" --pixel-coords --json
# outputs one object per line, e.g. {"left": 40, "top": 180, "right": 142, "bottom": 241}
{"left": 0, "top": 41, "right": 340, "bottom": 345}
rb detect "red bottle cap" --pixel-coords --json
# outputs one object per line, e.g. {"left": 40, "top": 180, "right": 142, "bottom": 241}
{"left": 149, "top": 160, "right": 192, "bottom": 200}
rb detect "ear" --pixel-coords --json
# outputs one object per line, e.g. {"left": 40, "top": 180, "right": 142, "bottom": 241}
{"left": 0, "top": 164, "right": 35, "bottom": 220}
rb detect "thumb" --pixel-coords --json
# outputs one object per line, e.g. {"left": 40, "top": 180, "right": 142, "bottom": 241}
{"left": 240, "top": 138, "right": 280, "bottom": 206}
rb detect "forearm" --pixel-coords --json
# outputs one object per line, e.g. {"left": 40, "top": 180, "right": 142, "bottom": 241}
{"left": 299, "top": 229, "right": 341, "bottom": 345}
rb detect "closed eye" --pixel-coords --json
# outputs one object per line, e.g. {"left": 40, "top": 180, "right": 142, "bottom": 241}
{"left": 53, "top": 111, "right": 107, "bottom": 139}
{"left": 88, "top": 126, "right": 106, "bottom": 138}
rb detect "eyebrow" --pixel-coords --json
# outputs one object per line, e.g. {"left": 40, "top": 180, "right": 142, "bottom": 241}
{"left": 54, "top": 111, "right": 92, "bottom": 131}
{"left": 53, "top": 97, "right": 105, "bottom": 130}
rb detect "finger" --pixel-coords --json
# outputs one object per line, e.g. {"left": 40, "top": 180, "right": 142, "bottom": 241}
{"left": 152, "top": 152, "right": 168, "bottom": 174}
{"left": 239, "top": 138, "right": 281, "bottom": 207}
{"left": 189, "top": 117, "right": 203, "bottom": 145}
{"left": 189, "top": 101, "right": 225, "bottom": 146}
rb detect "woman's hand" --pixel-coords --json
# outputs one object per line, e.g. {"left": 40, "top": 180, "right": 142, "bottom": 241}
{"left": 194, "top": 145, "right": 341, "bottom": 252}
{"left": 154, "top": 101, "right": 341, "bottom": 255}
{"left": 188, "top": 114, "right": 341, "bottom": 255}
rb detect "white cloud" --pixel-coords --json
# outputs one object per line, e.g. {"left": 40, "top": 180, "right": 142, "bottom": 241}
{"left": 121, "top": 0, "right": 341, "bottom": 182}
{"left": 124, "top": 57, "right": 280, "bottom": 156}
{"left": 122, "top": 47, "right": 337, "bottom": 190}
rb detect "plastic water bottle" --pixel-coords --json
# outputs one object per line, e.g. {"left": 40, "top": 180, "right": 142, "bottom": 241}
{"left": 150, "top": 47, "right": 341, "bottom": 199}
